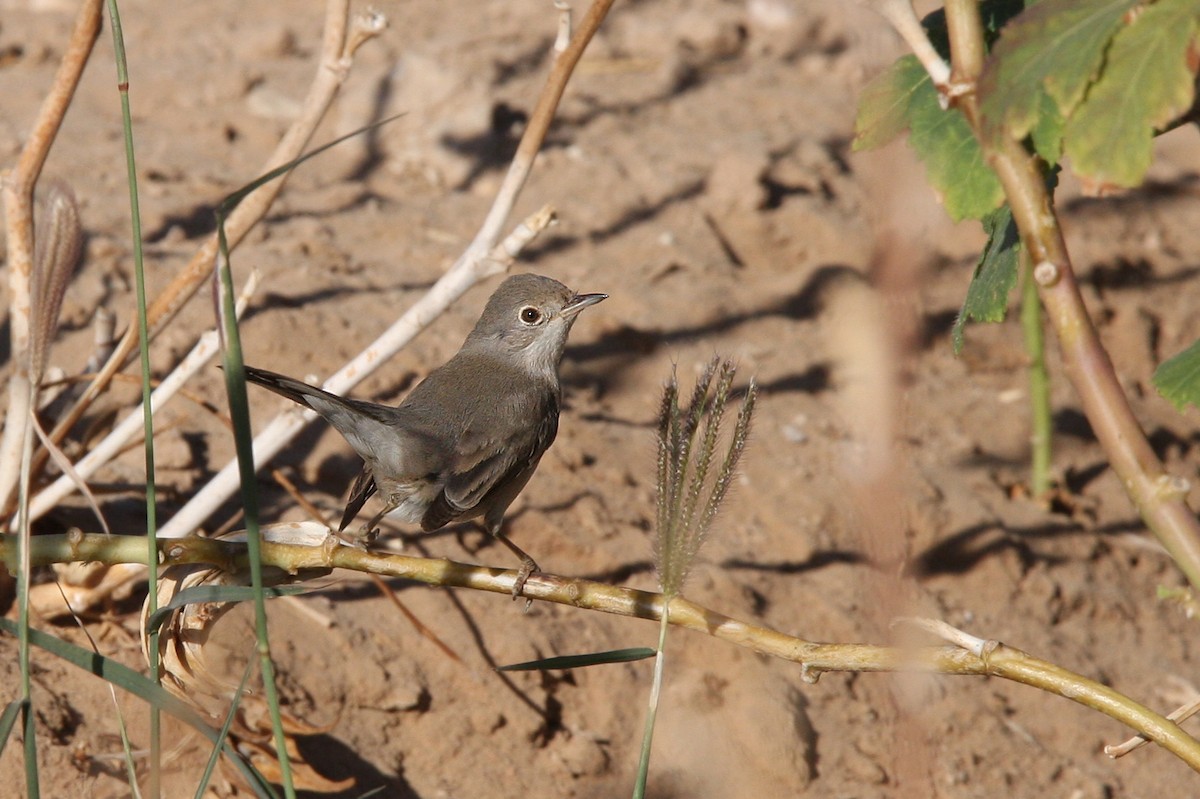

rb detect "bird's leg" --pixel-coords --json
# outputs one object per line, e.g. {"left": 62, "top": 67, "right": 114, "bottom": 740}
{"left": 340, "top": 500, "right": 396, "bottom": 548}
{"left": 494, "top": 531, "right": 540, "bottom": 599}
{"left": 332, "top": 527, "right": 372, "bottom": 550}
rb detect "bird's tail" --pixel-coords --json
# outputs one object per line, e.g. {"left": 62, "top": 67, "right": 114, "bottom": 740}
{"left": 243, "top": 365, "right": 398, "bottom": 455}
{"left": 243, "top": 365, "right": 341, "bottom": 408}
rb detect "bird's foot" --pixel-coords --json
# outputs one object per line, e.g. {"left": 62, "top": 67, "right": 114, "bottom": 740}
{"left": 511, "top": 555, "right": 540, "bottom": 609}
{"left": 493, "top": 531, "right": 539, "bottom": 608}
{"left": 331, "top": 524, "right": 376, "bottom": 550}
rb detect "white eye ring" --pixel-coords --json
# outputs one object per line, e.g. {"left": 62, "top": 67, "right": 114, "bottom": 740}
{"left": 520, "top": 306, "right": 542, "bottom": 325}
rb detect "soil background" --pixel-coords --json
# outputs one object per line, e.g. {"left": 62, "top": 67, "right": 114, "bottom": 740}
{"left": 2, "top": 0, "right": 1200, "bottom": 796}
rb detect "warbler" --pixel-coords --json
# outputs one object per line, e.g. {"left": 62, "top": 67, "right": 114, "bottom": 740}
{"left": 244, "top": 273, "right": 606, "bottom": 595}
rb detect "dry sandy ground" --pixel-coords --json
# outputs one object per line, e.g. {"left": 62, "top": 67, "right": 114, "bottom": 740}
{"left": 2, "top": 0, "right": 1200, "bottom": 796}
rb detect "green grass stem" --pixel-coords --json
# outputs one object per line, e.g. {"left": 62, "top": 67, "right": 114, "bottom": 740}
{"left": 103, "top": 3, "right": 160, "bottom": 794}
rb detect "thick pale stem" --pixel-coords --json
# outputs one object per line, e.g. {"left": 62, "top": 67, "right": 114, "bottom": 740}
{"left": 943, "top": 0, "right": 985, "bottom": 83}
{"left": 7, "top": 532, "right": 1200, "bottom": 772}
{"left": 983, "top": 105, "right": 1200, "bottom": 592}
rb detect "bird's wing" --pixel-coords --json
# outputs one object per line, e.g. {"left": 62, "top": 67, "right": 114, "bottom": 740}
{"left": 420, "top": 390, "right": 559, "bottom": 531}
{"left": 338, "top": 467, "right": 377, "bottom": 532}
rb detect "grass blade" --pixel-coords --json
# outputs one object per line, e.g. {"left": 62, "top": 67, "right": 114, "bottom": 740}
{"left": 145, "top": 584, "right": 312, "bottom": 636}
{"left": 497, "top": 648, "right": 656, "bottom": 672}
{"left": 216, "top": 112, "right": 403, "bottom": 220}
{"left": 103, "top": 2, "right": 160, "bottom": 794}
{"left": 194, "top": 659, "right": 255, "bottom": 799}
{"left": 16, "top": 402, "right": 40, "bottom": 798}
{"left": 0, "top": 619, "right": 279, "bottom": 798}
{"left": 206, "top": 114, "right": 404, "bottom": 799}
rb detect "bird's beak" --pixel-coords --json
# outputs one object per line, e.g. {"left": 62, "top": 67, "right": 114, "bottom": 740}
{"left": 562, "top": 292, "right": 608, "bottom": 318}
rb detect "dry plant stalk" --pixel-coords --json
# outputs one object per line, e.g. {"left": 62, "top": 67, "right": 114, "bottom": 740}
{"left": 0, "top": 0, "right": 102, "bottom": 517}
{"left": 22, "top": 1, "right": 387, "bottom": 499}
{"left": 30, "top": 181, "right": 84, "bottom": 383}
{"left": 7, "top": 0, "right": 385, "bottom": 615}
{"left": 26, "top": 270, "right": 261, "bottom": 527}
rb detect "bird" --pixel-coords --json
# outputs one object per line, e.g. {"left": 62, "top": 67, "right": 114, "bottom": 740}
{"left": 243, "top": 273, "right": 607, "bottom": 595}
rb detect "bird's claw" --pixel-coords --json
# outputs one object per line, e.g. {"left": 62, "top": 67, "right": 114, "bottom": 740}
{"left": 331, "top": 524, "right": 377, "bottom": 551}
{"left": 511, "top": 556, "right": 539, "bottom": 605}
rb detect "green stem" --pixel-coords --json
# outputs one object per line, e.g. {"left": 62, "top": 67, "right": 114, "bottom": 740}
{"left": 214, "top": 231, "right": 296, "bottom": 798}
{"left": 16, "top": 403, "right": 39, "bottom": 798}
{"left": 1020, "top": 245, "right": 1052, "bottom": 497}
{"left": 103, "top": 3, "right": 159, "bottom": 795}
{"left": 632, "top": 598, "right": 671, "bottom": 799}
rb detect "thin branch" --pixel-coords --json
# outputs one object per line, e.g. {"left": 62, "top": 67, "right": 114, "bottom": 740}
{"left": 866, "top": 0, "right": 950, "bottom": 87}
{"left": 1020, "top": 247, "right": 1052, "bottom": 497}
{"left": 6, "top": 531, "right": 1200, "bottom": 773}
{"left": 1108, "top": 696, "right": 1200, "bottom": 758}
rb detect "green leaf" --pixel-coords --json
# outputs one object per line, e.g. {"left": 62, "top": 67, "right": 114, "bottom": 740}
{"left": 952, "top": 204, "right": 1022, "bottom": 353}
{"left": 907, "top": 65, "right": 1005, "bottom": 221}
{"left": 853, "top": 55, "right": 927, "bottom": 151}
{"left": 853, "top": 0, "right": 1030, "bottom": 218}
{"left": 1153, "top": 337, "right": 1200, "bottom": 410}
{"left": 979, "top": 0, "right": 1142, "bottom": 144}
{"left": 144, "top": 584, "right": 312, "bottom": 637}
{"left": 0, "top": 619, "right": 278, "bottom": 798}
{"left": 497, "top": 647, "right": 657, "bottom": 672}
{"left": 1063, "top": 0, "right": 1200, "bottom": 188}
{"left": 1030, "top": 87, "right": 1066, "bottom": 164}
{"left": 855, "top": 53, "right": 1003, "bottom": 219}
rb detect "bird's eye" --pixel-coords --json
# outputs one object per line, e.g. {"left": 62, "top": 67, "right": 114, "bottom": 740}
{"left": 520, "top": 306, "right": 542, "bottom": 324}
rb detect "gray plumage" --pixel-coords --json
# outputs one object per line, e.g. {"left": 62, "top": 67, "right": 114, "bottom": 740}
{"left": 244, "top": 273, "right": 605, "bottom": 589}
